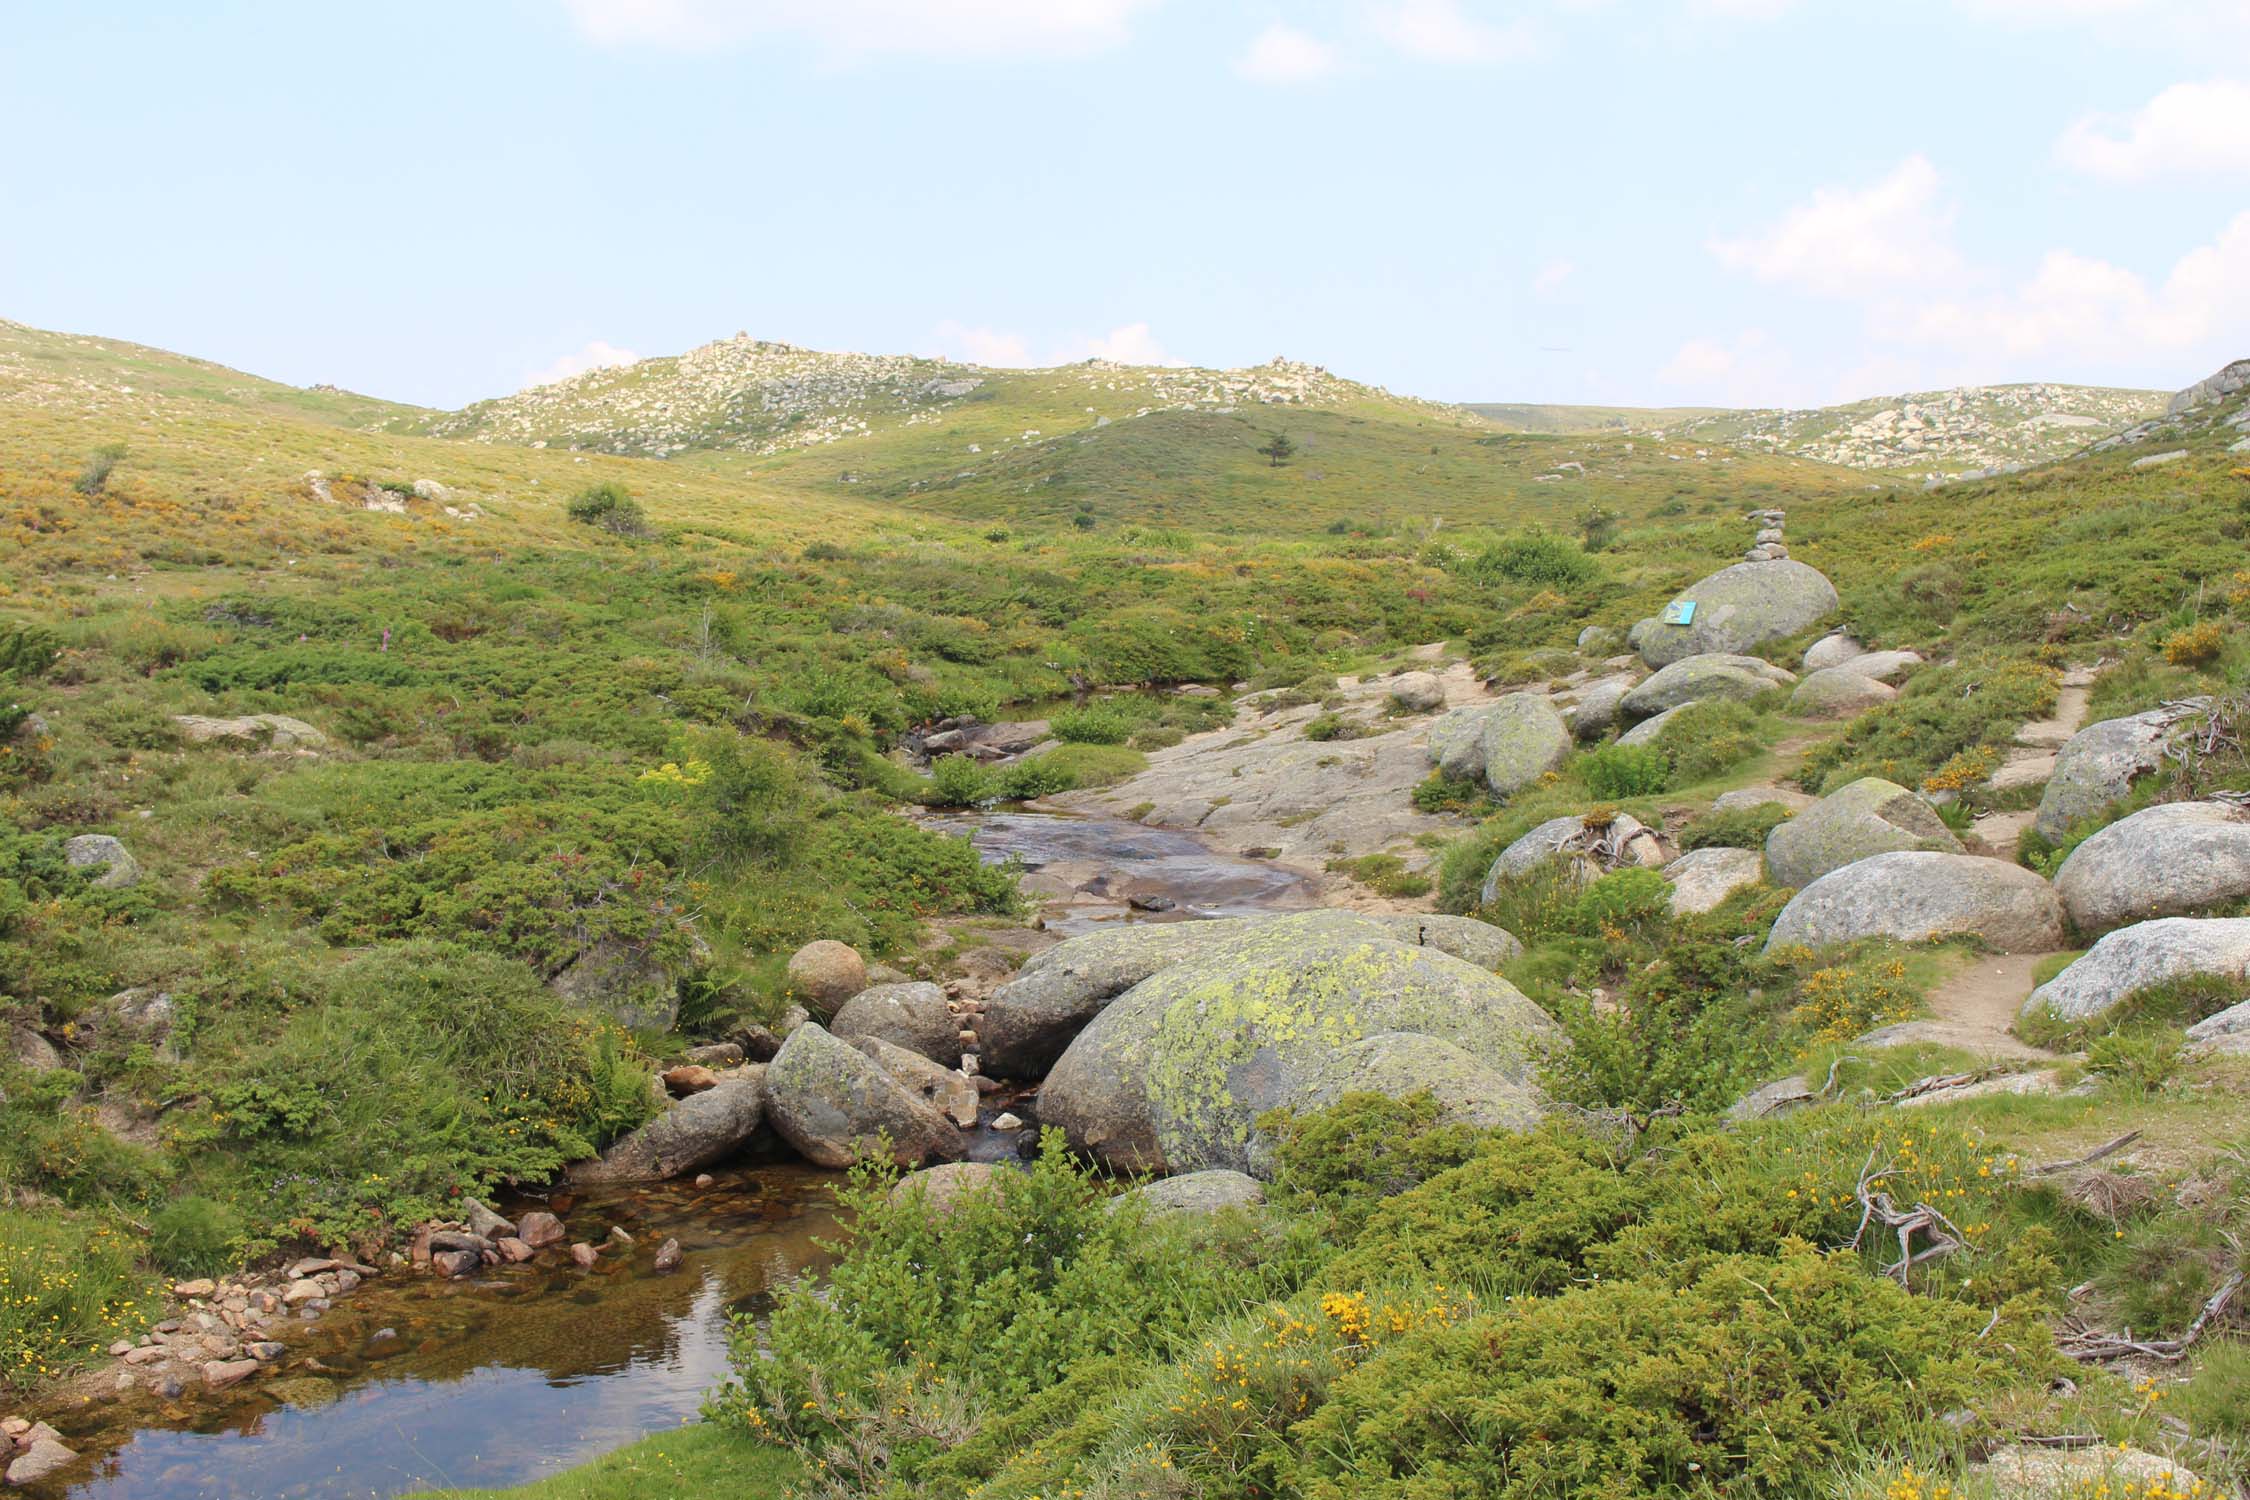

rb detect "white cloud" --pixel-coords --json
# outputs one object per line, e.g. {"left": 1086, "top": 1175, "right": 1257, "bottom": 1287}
{"left": 1708, "top": 154, "right": 1961, "bottom": 297}
{"left": 1532, "top": 258, "right": 1575, "bottom": 297}
{"left": 931, "top": 320, "right": 1186, "bottom": 368}
{"left": 1371, "top": 0, "right": 1540, "bottom": 64}
{"left": 1076, "top": 322, "right": 1185, "bottom": 365}
{"left": 1236, "top": 22, "right": 1341, "bottom": 83}
{"left": 521, "top": 339, "right": 640, "bottom": 390}
{"left": 2057, "top": 79, "right": 2250, "bottom": 180}
{"left": 932, "top": 321, "right": 1036, "bottom": 366}
{"left": 1903, "top": 211, "right": 2250, "bottom": 362}
{"left": 561, "top": 0, "right": 1157, "bottom": 58}
{"left": 1688, "top": 0, "right": 1797, "bottom": 16}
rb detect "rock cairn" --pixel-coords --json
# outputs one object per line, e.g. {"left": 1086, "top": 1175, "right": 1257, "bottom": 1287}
{"left": 1744, "top": 509, "right": 1788, "bottom": 562}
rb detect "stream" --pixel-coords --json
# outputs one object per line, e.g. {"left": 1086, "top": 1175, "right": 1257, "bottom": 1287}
{"left": 32, "top": 813, "right": 1299, "bottom": 1499}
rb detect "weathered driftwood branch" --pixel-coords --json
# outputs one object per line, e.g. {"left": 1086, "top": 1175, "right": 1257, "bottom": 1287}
{"left": 2058, "top": 1271, "right": 2245, "bottom": 1363}
{"left": 2026, "top": 1131, "right": 2142, "bottom": 1177}
{"left": 1846, "top": 1152, "right": 1967, "bottom": 1285}
{"left": 1888, "top": 1068, "right": 2002, "bottom": 1103}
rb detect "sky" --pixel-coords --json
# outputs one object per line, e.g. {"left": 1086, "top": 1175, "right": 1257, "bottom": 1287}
{"left": 3, "top": 0, "right": 2246, "bottom": 411}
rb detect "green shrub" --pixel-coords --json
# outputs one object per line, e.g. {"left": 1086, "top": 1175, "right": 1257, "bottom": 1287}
{"left": 1049, "top": 703, "right": 1137, "bottom": 745}
{"left": 1800, "top": 660, "right": 2057, "bottom": 794}
{"left": 1467, "top": 531, "right": 1601, "bottom": 588}
{"left": 1678, "top": 800, "right": 1793, "bottom": 849}
{"left": 0, "top": 622, "right": 60, "bottom": 682}
{"left": 150, "top": 1194, "right": 246, "bottom": 1276}
{"left": 1578, "top": 742, "right": 1669, "bottom": 797}
{"left": 1263, "top": 1091, "right": 1484, "bottom": 1241}
{"left": 1303, "top": 712, "right": 1374, "bottom": 742}
{"left": 565, "top": 481, "right": 650, "bottom": 536}
{"left": 1653, "top": 698, "right": 1768, "bottom": 784}
{"left": 2164, "top": 620, "right": 2226, "bottom": 667}
{"left": 73, "top": 442, "right": 127, "bottom": 496}
{"left": 1323, "top": 852, "right": 1433, "bottom": 898}
{"left": 923, "top": 753, "right": 997, "bottom": 807}
{"left": 2086, "top": 1027, "right": 2186, "bottom": 1093}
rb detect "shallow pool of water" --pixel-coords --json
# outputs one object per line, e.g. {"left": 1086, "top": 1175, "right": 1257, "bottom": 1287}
{"left": 41, "top": 1166, "right": 840, "bottom": 1500}
{"left": 926, "top": 809, "right": 1320, "bottom": 932}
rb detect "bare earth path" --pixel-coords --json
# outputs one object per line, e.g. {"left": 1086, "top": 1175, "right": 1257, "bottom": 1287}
{"left": 1882, "top": 951, "right": 2058, "bottom": 1061}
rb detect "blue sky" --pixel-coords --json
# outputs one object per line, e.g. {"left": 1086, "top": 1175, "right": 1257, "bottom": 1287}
{"left": 3, "top": 0, "right": 2245, "bottom": 410}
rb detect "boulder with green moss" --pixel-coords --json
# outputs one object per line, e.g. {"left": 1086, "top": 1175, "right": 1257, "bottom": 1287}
{"left": 1764, "top": 776, "right": 1961, "bottom": 890}
{"left": 1765, "top": 851, "right": 2065, "bottom": 954}
{"left": 2024, "top": 916, "right": 2250, "bottom": 1024}
{"left": 1620, "top": 654, "right": 1794, "bottom": 720}
{"left": 1475, "top": 692, "right": 1571, "bottom": 796}
{"left": 1631, "top": 559, "right": 1840, "bottom": 668}
{"left": 2053, "top": 800, "right": 2250, "bottom": 936}
{"left": 763, "top": 1022, "right": 966, "bottom": 1169}
{"left": 1039, "top": 911, "right": 1560, "bottom": 1176}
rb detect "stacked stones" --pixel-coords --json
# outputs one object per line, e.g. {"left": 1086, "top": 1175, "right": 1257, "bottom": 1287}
{"left": 1744, "top": 508, "right": 1788, "bottom": 562}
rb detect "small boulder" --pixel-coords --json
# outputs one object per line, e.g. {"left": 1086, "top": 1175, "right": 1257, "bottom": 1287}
{"left": 516, "top": 1211, "right": 566, "bottom": 1248}
{"left": 64, "top": 833, "right": 140, "bottom": 889}
{"left": 1712, "top": 786, "right": 1815, "bottom": 815}
{"left": 1827, "top": 649, "right": 1924, "bottom": 685}
{"left": 1764, "top": 777, "right": 1961, "bottom": 890}
{"left": 1663, "top": 846, "right": 1765, "bottom": 916}
{"left": 1562, "top": 675, "right": 1634, "bottom": 742}
{"left": 432, "top": 1249, "right": 479, "bottom": 1279}
{"left": 568, "top": 1073, "right": 766, "bottom": 1183}
{"left": 1802, "top": 634, "right": 1864, "bottom": 672}
{"left": 548, "top": 937, "right": 684, "bottom": 1033}
{"left": 683, "top": 1041, "right": 744, "bottom": 1068}
{"left": 2025, "top": 917, "right": 2250, "bottom": 1025}
{"left": 830, "top": 981, "right": 962, "bottom": 1068}
{"left": 1726, "top": 1075, "right": 1813, "bottom": 1123}
{"left": 786, "top": 940, "right": 866, "bottom": 1010}
{"left": 6, "top": 1438, "right": 79, "bottom": 1487}
{"left": 568, "top": 1243, "right": 600, "bottom": 1270}
{"left": 1766, "top": 852, "right": 2066, "bottom": 955}
{"left": 2053, "top": 801, "right": 2250, "bottom": 936}
{"left": 1387, "top": 671, "right": 1446, "bottom": 712}
{"left": 763, "top": 1023, "right": 966, "bottom": 1169}
{"left": 460, "top": 1198, "right": 513, "bottom": 1241}
{"left": 1480, "top": 813, "right": 1662, "bottom": 903}
{"left": 1117, "top": 1170, "right": 1267, "bottom": 1217}
{"left": 1621, "top": 654, "right": 1794, "bottom": 720}
{"left": 495, "top": 1237, "right": 534, "bottom": 1263}
{"left": 172, "top": 713, "right": 327, "bottom": 750}
{"left": 890, "top": 1161, "right": 999, "bottom": 1216}
{"left": 2033, "top": 703, "right": 2210, "bottom": 844}
{"left": 651, "top": 1238, "right": 684, "bottom": 1273}
{"left": 1476, "top": 692, "right": 1572, "bottom": 797}
{"left": 1788, "top": 667, "right": 1896, "bottom": 721}
{"left": 1427, "top": 704, "right": 1497, "bottom": 781}
{"left": 661, "top": 1064, "right": 720, "bottom": 1095}
{"left": 850, "top": 1033, "right": 981, "bottom": 1130}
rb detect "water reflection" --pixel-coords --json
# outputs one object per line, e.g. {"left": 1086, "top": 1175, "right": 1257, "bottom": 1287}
{"left": 46, "top": 1166, "right": 839, "bottom": 1500}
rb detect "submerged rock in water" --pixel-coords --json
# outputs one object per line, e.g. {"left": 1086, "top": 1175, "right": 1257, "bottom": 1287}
{"left": 569, "top": 1074, "right": 766, "bottom": 1183}
{"left": 1040, "top": 911, "right": 1559, "bottom": 1177}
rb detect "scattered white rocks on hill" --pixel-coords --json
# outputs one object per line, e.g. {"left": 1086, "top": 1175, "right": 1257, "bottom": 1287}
{"left": 2024, "top": 916, "right": 2250, "bottom": 1024}
{"left": 2053, "top": 800, "right": 2250, "bottom": 936}
{"left": 1763, "top": 777, "right": 1961, "bottom": 890}
{"left": 1766, "top": 851, "right": 2067, "bottom": 955}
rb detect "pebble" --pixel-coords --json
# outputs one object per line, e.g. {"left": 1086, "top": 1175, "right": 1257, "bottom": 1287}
{"left": 569, "top": 1243, "right": 600, "bottom": 1269}
{"left": 652, "top": 1238, "right": 684, "bottom": 1274}
{"left": 992, "top": 1112, "right": 1025, "bottom": 1131}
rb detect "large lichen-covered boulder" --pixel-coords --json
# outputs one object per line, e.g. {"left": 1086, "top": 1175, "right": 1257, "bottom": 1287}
{"left": 1620, "top": 654, "right": 1794, "bottom": 720}
{"left": 1766, "top": 852, "right": 2066, "bottom": 955}
{"left": 1633, "top": 559, "right": 1841, "bottom": 668}
{"left": 1039, "top": 911, "right": 1560, "bottom": 1176}
{"left": 173, "top": 713, "right": 328, "bottom": 750}
{"left": 1427, "top": 705, "right": 1496, "bottom": 781}
{"left": 1299, "top": 1031, "right": 1546, "bottom": 1132}
{"left": 1788, "top": 667, "right": 1897, "bottom": 721}
{"left": 570, "top": 1074, "right": 766, "bottom": 1182}
{"left": 763, "top": 1022, "right": 965, "bottom": 1169}
{"left": 2033, "top": 703, "right": 2209, "bottom": 844}
{"left": 851, "top": 1034, "right": 979, "bottom": 1129}
{"left": 830, "top": 982, "right": 961, "bottom": 1067}
{"left": 1476, "top": 692, "right": 1571, "bottom": 796}
{"left": 1479, "top": 813, "right": 1663, "bottom": 903}
{"left": 2053, "top": 801, "right": 2250, "bottom": 936}
{"left": 2024, "top": 917, "right": 2250, "bottom": 1025}
{"left": 1663, "top": 846, "right": 1765, "bottom": 916}
{"left": 1387, "top": 671, "right": 1446, "bottom": 712}
{"left": 979, "top": 918, "right": 1265, "bottom": 1077}
{"left": 1764, "top": 777, "right": 1961, "bottom": 890}
{"left": 1365, "top": 914, "right": 1523, "bottom": 969}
